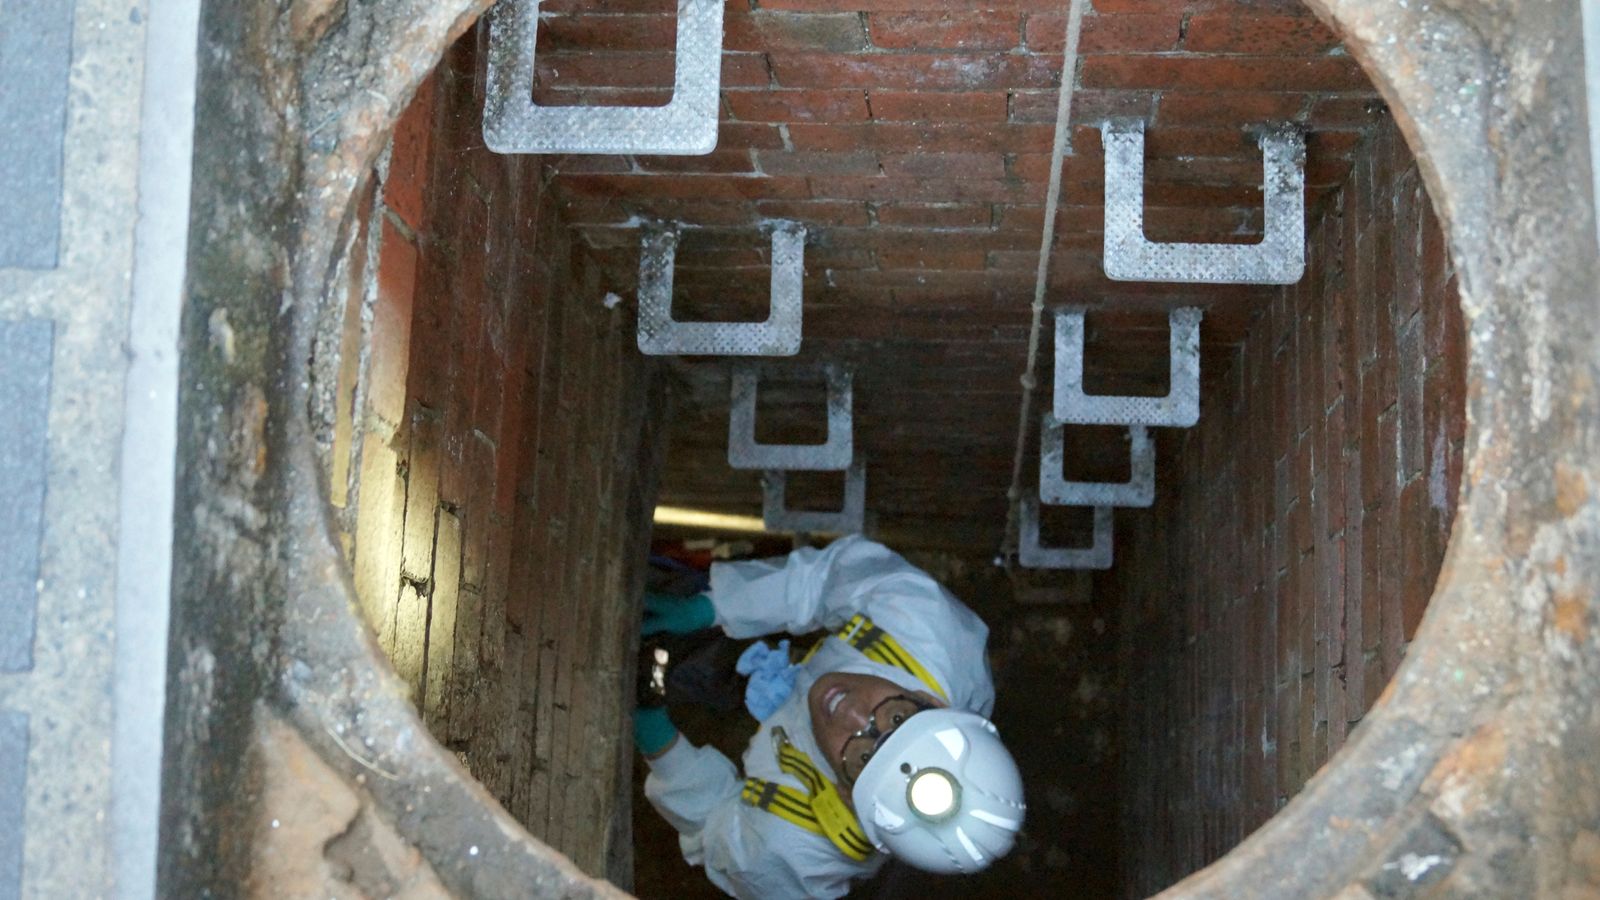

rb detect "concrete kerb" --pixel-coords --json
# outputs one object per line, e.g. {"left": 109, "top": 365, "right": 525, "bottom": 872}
{"left": 245, "top": 0, "right": 1600, "bottom": 897}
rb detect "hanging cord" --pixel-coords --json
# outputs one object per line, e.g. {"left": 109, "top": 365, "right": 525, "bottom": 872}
{"left": 1001, "top": 0, "right": 1088, "bottom": 563}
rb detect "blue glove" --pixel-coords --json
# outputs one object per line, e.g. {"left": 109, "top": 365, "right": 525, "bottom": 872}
{"left": 736, "top": 639, "right": 800, "bottom": 722}
{"left": 642, "top": 592, "right": 716, "bottom": 636}
{"left": 633, "top": 706, "right": 678, "bottom": 756}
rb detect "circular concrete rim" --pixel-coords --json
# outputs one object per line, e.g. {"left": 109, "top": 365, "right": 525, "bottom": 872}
{"left": 272, "top": 1, "right": 1600, "bottom": 897}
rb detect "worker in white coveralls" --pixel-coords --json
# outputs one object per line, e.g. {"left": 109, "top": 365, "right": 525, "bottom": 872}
{"left": 633, "top": 535, "right": 1026, "bottom": 899}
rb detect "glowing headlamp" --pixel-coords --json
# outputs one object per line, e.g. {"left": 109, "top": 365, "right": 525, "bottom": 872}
{"left": 906, "top": 768, "right": 960, "bottom": 821}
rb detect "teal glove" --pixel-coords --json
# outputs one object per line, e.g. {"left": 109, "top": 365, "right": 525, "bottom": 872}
{"left": 633, "top": 706, "right": 678, "bottom": 756}
{"left": 642, "top": 592, "right": 715, "bottom": 636}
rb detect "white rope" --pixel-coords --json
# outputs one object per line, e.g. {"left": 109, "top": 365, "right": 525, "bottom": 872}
{"left": 1001, "top": 0, "right": 1088, "bottom": 560}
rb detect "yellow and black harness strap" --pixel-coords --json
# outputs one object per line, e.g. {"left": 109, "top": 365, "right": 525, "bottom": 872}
{"left": 741, "top": 738, "right": 875, "bottom": 861}
{"left": 837, "top": 614, "right": 948, "bottom": 702}
{"left": 740, "top": 779, "right": 820, "bottom": 831}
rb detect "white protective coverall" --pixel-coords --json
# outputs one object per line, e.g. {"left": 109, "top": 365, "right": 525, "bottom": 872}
{"left": 643, "top": 535, "right": 997, "bottom": 899}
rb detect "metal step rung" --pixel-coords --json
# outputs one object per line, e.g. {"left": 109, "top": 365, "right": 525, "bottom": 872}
{"left": 1053, "top": 307, "right": 1202, "bottom": 427}
{"left": 637, "top": 223, "right": 805, "bottom": 356}
{"left": 728, "top": 363, "right": 852, "bottom": 470}
{"left": 1102, "top": 119, "right": 1305, "bottom": 285}
{"left": 1017, "top": 499, "right": 1113, "bottom": 570}
{"left": 1040, "top": 417, "right": 1155, "bottom": 508}
{"left": 483, "top": 0, "right": 723, "bottom": 155}
{"left": 762, "top": 459, "right": 866, "bottom": 534}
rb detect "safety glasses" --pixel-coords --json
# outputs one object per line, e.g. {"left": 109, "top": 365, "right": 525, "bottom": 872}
{"left": 839, "top": 694, "right": 936, "bottom": 785}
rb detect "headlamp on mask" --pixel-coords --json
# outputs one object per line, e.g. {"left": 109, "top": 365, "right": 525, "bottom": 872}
{"left": 906, "top": 767, "right": 960, "bottom": 821}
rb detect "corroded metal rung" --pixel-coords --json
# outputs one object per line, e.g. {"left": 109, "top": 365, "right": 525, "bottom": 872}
{"left": 1040, "top": 416, "right": 1155, "bottom": 508}
{"left": 483, "top": 0, "right": 723, "bottom": 155}
{"left": 1053, "top": 307, "right": 1202, "bottom": 427}
{"left": 762, "top": 459, "right": 866, "bottom": 534}
{"left": 1102, "top": 119, "right": 1305, "bottom": 285}
{"left": 1017, "top": 499, "right": 1113, "bottom": 570}
{"left": 637, "top": 222, "right": 805, "bottom": 357}
{"left": 728, "top": 363, "right": 852, "bottom": 470}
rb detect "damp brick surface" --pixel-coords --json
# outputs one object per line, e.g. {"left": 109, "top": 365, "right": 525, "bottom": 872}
{"left": 343, "top": 42, "right": 660, "bottom": 881}
{"left": 540, "top": 0, "right": 1378, "bottom": 551}
{"left": 1109, "top": 112, "right": 1466, "bottom": 895}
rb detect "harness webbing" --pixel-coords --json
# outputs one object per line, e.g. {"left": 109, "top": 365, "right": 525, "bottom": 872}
{"left": 745, "top": 615, "right": 949, "bottom": 860}
{"left": 836, "top": 614, "right": 948, "bottom": 702}
{"left": 741, "top": 730, "right": 875, "bottom": 861}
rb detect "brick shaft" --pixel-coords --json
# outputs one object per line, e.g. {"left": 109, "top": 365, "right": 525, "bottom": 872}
{"left": 533, "top": 0, "right": 1382, "bottom": 549}
{"left": 1108, "top": 111, "right": 1465, "bottom": 894}
{"left": 343, "top": 36, "right": 662, "bottom": 881}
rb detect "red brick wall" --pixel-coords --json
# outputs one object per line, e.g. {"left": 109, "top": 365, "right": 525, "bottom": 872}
{"left": 341, "top": 33, "right": 663, "bottom": 881}
{"left": 539, "top": 0, "right": 1383, "bottom": 551}
{"left": 1109, "top": 110, "right": 1465, "bottom": 895}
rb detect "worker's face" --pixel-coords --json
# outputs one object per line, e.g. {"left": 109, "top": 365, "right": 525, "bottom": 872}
{"left": 808, "top": 672, "right": 943, "bottom": 792}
